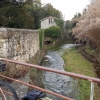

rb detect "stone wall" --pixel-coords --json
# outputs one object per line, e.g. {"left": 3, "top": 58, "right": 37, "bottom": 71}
{"left": 0, "top": 28, "right": 39, "bottom": 62}
{"left": 0, "top": 28, "right": 43, "bottom": 99}
{"left": 0, "top": 28, "right": 40, "bottom": 78}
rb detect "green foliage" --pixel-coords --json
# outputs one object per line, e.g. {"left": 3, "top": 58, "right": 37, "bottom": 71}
{"left": 38, "top": 29, "right": 44, "bottom": 49}
{"left": 66, "top": 20, "right": 73, "bottom": 30}
{"left": 0, "top": 7, "right": 8, "bottom": 26}
{"left": 66, "top": 20, "right": 78, "bottom": 36}
{"left": 26, "top": 2, "right": 63, "bottom": 29}
{"left": 71, "top": 20, "right": 77, "bottom": 28}
{"left": 0, "top": 3, "right": 34, "bottom": 29}
{"left": 26, "top": 0, "right": 42, "bottom": 29}
{"left": 66, "top": 20, "right": 73, "bottom": 36}
{"left": 54, "top": 18, "right": 63, "bottom": 30}
{"left": 0, "top": 0, "right": 24, "bottom": 7}
{"left": 73, "top": 12, "right": 82, "bottom": 19}
{"left": 66, "top": 20, "right": 77, "bottom": 30}
{"left": 45, "top": 26, "right": 61, "bottom": 39}
{"left": 43, "top": 3, "right": 62, "bottom": 19}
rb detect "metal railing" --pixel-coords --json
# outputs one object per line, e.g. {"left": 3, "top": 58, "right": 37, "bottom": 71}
{"left": 0, "top": 58, "right": 100, "bottom": 100}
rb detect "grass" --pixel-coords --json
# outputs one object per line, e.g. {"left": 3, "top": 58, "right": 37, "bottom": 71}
{"left": 62, "top": 48, "right": 97, "bottom": 100}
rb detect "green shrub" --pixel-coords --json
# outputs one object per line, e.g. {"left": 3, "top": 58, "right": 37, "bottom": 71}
{"left": 45, "top": 26, "right": 61, "bottom": 39}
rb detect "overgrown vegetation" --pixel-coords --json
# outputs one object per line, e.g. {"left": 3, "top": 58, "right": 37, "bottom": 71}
{"left": 44, "top": 26, "right": 61, "bottom": 40}
{"left": 38, "top": 29, "right": 44, "bottom": 49}
{"left": 62, "top": 48, "right": 100, "bottom": 100}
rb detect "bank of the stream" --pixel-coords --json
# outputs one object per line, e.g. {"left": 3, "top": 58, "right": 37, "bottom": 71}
{"left": 62, "top": 48, "right": 100, "bottom": 100}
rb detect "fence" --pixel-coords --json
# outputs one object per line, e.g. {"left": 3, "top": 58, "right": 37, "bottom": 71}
{"left": 0, "top": 58, "right": 100, "bottom": 100}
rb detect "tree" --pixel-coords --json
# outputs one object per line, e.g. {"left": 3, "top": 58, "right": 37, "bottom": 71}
{"left": 26, "top": 0, "right": 43, "bottom": 29}
{"left": 73, "top": 13, "right": 82, "bottom": 19}
{"left": 0, "top": 0, "right": 24, "bottom": 7}
{"left": 6, "top": 7, "right": 34, "bottom": 28}
{"left": 26, "top": 2, "right": 63, "bottom": 29}
{"left": 72, "top": 0, "right": 100, "bottom": 48}
{"left": 43, "top": 3, "right": 62, "bottom": 19}
{"left": 0, "top": 1, "right": 34, "bottom": 29}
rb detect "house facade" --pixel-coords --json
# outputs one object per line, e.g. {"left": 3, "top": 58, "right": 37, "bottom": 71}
{"left": 41, "top": 16, "right": 67, "bottom": 40}
{"left": 41, "top": 16, "right": 56, "bottom": 29}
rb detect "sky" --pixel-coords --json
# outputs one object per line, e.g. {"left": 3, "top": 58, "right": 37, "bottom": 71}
{"left": 41, "top": 0, "right": 90, "bottom": 20}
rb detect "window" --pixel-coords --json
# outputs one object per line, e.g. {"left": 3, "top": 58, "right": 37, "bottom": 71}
{"left": 49, "top": 19, "right": 50, "bottom": 24}
{"left": 49, "top": 18, "right": 52, "bottom": 24}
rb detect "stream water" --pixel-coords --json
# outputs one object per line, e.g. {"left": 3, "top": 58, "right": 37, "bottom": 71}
{"left": 42, "top": 44, "right": 81, "bottom": 100}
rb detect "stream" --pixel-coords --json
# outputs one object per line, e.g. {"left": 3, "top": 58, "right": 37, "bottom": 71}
{"left": 42, "top": 44, "right": 81, "bottom": 100}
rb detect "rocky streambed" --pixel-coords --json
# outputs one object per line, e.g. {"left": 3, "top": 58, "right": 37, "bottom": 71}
{"left": 42, "top": 44, "right": 81, "bottom": 100}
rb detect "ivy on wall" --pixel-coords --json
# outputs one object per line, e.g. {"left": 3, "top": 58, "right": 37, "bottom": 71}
{"left": 38, "top": 29, "right": 44, "bottom": 49}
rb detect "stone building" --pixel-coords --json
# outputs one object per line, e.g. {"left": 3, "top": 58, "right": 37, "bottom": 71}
{"left": 40, "top": 16, "right": 57, "bottom": 29}
{"left": 41, "top": 16, "right": 67, "bottom": 41}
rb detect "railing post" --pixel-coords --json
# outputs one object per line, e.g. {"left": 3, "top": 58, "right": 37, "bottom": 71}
{"left": 90, "top": 81, "right": 94, "bottom": 100}
{"left": 0, "top": 88, "right": 7, "bottom": 100}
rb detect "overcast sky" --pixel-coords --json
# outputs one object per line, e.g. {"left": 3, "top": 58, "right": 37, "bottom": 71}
{"left": 41, "top": 0, "right": 90, "bottom": 20}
